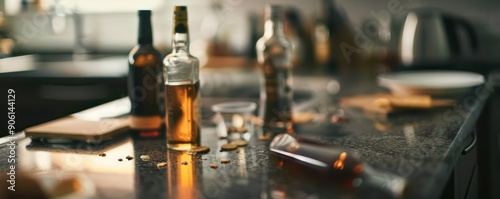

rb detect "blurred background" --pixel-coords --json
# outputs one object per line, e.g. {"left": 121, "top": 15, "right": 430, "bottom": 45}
{"left": 2, "top": 0, "right": 499, "bottom": 63}
{"left": 1, "top": 0, "right": 500, "bottom": 137}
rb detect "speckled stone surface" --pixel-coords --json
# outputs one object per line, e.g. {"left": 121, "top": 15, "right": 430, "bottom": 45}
{"left": 0, "top": 91, "right": 486, "bottom": 199}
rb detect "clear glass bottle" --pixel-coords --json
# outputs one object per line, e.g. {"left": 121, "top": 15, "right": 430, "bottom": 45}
{"left": 128, "top": 10, "right": 162, "bottom": 132}
{"left": 256, "top": 5, "right": 294, "bottom": 134}
{"left": 163, "top": 6, "right": 200, "bottom": 151}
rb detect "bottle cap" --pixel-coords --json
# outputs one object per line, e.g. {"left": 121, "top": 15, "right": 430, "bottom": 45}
{"left": 174, "top": 6, "right": 188, "bottom": 33}
{"left": 265, "top": 4, "right": 283, "bottom": 21}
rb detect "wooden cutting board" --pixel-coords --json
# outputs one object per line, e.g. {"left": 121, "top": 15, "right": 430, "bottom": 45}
{"left": 25, "top": 116, "right": 130, "bottom": 143}
{"left": 340, "top": 94, "right": 455, "bottom": 115}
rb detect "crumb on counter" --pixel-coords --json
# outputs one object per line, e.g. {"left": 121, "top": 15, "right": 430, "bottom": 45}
{"left": 221, "top": 144, "right": 237, "bottom": 151}
{"left": 140, "top": 155, "right": 150, "bottom": 161}
{"left": 157, "top": 162, "right": 167, "bottom": 169}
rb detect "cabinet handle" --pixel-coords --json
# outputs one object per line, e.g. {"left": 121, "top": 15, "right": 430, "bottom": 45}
{"left": 462, "top": 131, "right": 477, "bottom": 155}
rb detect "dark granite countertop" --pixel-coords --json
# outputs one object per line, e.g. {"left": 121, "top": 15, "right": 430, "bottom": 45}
{"left": 0, "top": 80, "right": 489, "bottom": 199}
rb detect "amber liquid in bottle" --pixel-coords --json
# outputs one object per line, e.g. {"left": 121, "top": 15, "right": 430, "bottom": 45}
{"left": 163, "top": 6, "right": 200, "bottom": 150}
{"left": 167, "top": 151, "right": 197, "bottom": 198}
{"left": 164, "top": 81, "right": 200, "bottom": 150}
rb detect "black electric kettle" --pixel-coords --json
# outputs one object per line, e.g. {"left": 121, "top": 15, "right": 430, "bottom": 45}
{"left": 399, "top": 8, "right": 477, "bottom": 67}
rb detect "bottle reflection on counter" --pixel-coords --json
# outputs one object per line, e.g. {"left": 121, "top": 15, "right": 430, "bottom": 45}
{"left": 167, "top": 152, "right": 199, "bottom": 199}
{"left": 128, "top": 10, "right": 163, "bottom": 133}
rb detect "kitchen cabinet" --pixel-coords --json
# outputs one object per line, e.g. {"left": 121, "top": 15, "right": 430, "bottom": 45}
{"left": 441, "top": 130, "right": 478, "bottom": 199}
{"left": 476, "top": 71, "right": 500, "bottom": 199}
{"left": 0, "top": 54, "right": 128, "bottom": 137}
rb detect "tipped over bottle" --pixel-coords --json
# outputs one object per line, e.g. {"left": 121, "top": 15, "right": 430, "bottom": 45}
{"left": 270, "top": 133, "right": 409, "bottom": 198}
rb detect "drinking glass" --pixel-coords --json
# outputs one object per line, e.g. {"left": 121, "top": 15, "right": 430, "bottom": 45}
{"left": 211, "top": 102, "right": 257, "bottom": 141}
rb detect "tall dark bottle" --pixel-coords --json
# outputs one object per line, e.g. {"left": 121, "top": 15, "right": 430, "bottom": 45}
{"left": 128, "top": 10, "right": 163, "bottom": 131}
{"left": 256, "top": 5, "right": 294, "bottom": 134}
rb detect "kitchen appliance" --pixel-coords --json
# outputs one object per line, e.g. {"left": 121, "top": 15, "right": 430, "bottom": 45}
{"left": 399, "top": 8, "right": 477, "bottom": 67}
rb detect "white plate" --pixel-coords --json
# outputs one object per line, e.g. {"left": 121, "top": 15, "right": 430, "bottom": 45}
{"left": 378, "top": 71, "right": 484, "bottom": 96}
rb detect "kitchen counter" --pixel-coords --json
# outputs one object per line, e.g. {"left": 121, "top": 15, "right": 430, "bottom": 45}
{"left": 0, "top": 88, "right": 483, "bottom": 198}
{"left": 0, "top": 74, "right": 490, "bottom": 199}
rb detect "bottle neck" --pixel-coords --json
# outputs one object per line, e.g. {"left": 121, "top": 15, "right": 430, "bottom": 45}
{"left": 264, "top": 19, "right": 285, "bottom": 38}
{"left": 172, "top": 32, "right": 189, "bottom": 53}
{"left": 172, "top": 6, "right": 189, "bottom": 54}
{"left": 138, "top": 15, "right": 153, "bottom": 45}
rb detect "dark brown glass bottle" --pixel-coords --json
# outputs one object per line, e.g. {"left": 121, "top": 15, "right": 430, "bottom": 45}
{"left": 128, "top": 10, "right": 162, "bottom": 131}
{"left": 270, "top": 134, "right": 408, "bottom": 198}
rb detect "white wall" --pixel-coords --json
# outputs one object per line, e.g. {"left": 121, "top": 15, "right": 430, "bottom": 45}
{"left": 5, "top": 0, "right": 320, "bottom": 54}
{"left": 4, "top": 0, "right": 500, "bottom": 59}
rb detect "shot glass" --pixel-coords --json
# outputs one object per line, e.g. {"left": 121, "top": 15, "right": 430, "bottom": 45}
{"left": 211, "top": 102, "right": 257, "bottom": 141}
